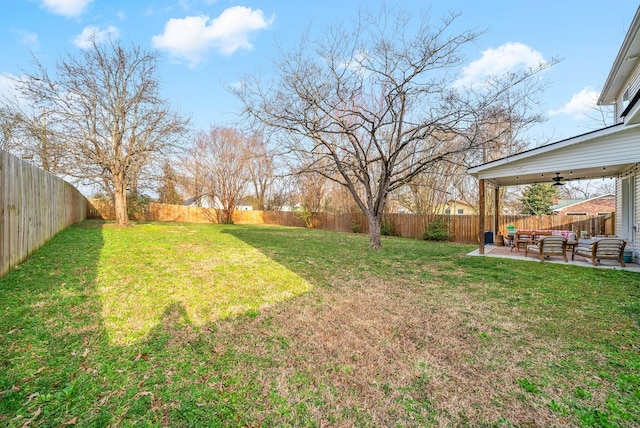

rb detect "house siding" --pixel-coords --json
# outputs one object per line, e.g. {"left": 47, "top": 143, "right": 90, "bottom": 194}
{"left": 616, "top": 177, "right": 623, "bottom": 233}
{"left": 617, "top": 167, "right": 639, "bottom": 263}
{"left": 616, "top": 64, "right": 640, "bottom": 121}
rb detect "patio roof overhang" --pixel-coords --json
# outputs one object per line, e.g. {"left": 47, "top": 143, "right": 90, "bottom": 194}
{"left": 467, "top": 123, "right": 640, "bottom": 187}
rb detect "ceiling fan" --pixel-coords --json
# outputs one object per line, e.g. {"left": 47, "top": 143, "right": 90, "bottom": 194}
{"left": 552, "top": 172, "right": 565, "bottom": 186}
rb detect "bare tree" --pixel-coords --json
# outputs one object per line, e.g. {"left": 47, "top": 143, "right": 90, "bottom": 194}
{"left": 393, "top": 159, "right": 466, "bottom": 214}
{"left": 189, "top": 127, "right": 252, "bottom": 223}
{"left": 177, "top": 141, "right": 207, "bottom": 207}
{"left": 294, "top": 165, "right": 329, "bottom": 227}
{"left": 246, "top": 134, "right": 274, "bottom": 210}
{"left": 157, "top": 160, "right": 183, "bottom": 205}
{"left": 235, "top": 8, "right": 553, "bottom": 248}
{"left": 560, "top": 179, "right": 615, "bottom": 199}
{"left": 0, "top": 107, "right": 21, "bottom": 153}
{"left": 6, "top": 39, "right": 189, "bottom": 226}
{"left": 264, "top": 174, "right": 296, "bottom": 211}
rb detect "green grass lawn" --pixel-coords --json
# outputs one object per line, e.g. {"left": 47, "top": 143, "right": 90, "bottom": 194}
{"left": 0, "top": 221, "right": 639, "bottom": 427}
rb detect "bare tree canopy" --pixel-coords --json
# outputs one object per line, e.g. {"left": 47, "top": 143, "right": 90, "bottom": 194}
{"left": 234, "top": 7, "right": 555, "bottom": 249}
{"left": 184, "top": 127, "right": 253, "bottom": 224}
{"left": 157, "top": 161, "right": 184, "bottom": 205}
{"left": 5, "top": 38, "right": 189, "bottom": 226}
{"left": 246, "top": 135, "right": 275, "bottom": 211}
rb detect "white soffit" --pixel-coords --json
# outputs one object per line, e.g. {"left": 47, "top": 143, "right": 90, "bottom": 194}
{"left": 468, "top": 123, "right": 640, "bottom": 186}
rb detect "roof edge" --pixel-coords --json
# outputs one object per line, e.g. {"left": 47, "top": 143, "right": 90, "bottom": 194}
{"left": 552, "top": 193, "right": 615, "bottom": 211}
{"left": 599, "top": 6, "right": 640, "bottom": 104}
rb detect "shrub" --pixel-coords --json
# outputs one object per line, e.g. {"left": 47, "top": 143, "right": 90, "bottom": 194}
{"left": 423, "top": 218, "right": 452, "bottom": 241}
{"left": 381, "top": 215, "right": 397, "bottom": 236}
{"left": 127, "top": 194, "right": 152, "bottom": 221}
{"left": 297, "top": 209, "right": 315, "bottom": 228}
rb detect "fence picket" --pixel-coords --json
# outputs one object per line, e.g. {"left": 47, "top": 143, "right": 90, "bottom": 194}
{"left": 0, "top": 150, "right": 87, "bottom": 278}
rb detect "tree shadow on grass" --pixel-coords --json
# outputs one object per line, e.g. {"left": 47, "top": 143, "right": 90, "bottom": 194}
{"left": 220, "top": 224, "right": 472, "bottom": 287}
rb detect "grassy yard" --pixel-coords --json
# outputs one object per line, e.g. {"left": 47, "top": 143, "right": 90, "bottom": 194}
{"left": 0, "top": 221, "right": 639, "bottom": 427}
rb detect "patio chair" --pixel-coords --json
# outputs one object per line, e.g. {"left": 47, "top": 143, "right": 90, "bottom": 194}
{"left": 514, "top": 230, "right": 533, "bottom": 252}
{"left": 525, "top": 235, "right": 568, "bottom": 262}
{"left": 533, "top": 231, "right": 553, "bottom": 242}
{"left": 573, "top": 238, "right": 626, "bottom": 267}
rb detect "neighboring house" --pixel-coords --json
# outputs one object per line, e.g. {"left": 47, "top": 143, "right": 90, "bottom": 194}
{"left": 436, "top": 200, "right": 477, "bottom": 215}
{"left": 468, "top": 6, "right": 640, "bottom": 263}
{"left": 183, "top": 195, "right": 216, "bottom": 208}
{"left": 551, "top": 194, "right": 616, "bottom": 216}
{"left": 183, "top": 195, "right": 253, "bottom": 211}
{"left": 236, "top": 197, "right": 254, "bottom": 211}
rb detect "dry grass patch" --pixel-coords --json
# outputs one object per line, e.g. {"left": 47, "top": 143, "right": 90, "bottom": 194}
{"left": 209, "top": 273, "right": 575, "bottom": 426}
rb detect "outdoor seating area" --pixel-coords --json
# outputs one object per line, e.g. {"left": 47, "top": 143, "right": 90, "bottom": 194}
{"left": 525, "top": 235, "right": 568, "bottom": 262}
{"left": 573, "top": 237, "right": 627, "bottom": 267}
{"left": 472, "top": 237, "right": 638, "bottom": 271}
{"left": 511, "top": 229, "right": 578, "bottom": 253}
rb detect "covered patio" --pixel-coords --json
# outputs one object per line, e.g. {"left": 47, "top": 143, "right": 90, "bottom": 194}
{"left": 468, "top": 122, "right": 640, "bottom": 271}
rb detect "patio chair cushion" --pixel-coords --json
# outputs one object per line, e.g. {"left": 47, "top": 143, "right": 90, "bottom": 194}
{"left": 525, "top": 235, "right": 568, "bottom": 262}
{"left": 574, "top": 238, "right": 626, "bottom": 267}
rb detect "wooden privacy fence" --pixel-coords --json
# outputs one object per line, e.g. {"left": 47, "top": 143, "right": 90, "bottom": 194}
{"left": 87, "top": 200, "right": 610, "bottom": 245}
{"left": 1, "top": 150, "right": 88, "bottom": 278}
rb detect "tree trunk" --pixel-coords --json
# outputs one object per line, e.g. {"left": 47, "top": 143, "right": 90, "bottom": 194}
{"left": 113, "top": 178, "right": 129, "bottom": 227}
{"left": 367, "top": 213, "right": 382, "bottom": 250}
{"left": 219, "top": 208, "right": 234, "bottom": 224}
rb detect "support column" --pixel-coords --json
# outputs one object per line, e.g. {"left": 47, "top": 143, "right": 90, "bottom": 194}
{"left": 479, "top": 178, "right": 485, "bottom": 254}
{"left": 493, "top": 186, "right": 500, "bottom": 239}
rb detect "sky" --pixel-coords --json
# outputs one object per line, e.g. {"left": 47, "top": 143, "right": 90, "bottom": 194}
{"left": 1, "top": 0, "right": 639, "bottom": 147}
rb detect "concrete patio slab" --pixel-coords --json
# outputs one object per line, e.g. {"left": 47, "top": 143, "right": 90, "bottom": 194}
{"left": 468, "top": 244, "right": 640, "bottom": 273}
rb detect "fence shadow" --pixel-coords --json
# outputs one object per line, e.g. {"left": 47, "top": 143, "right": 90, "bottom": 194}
{"left": 0, "top": 220, "right": 120, "bottom": 424}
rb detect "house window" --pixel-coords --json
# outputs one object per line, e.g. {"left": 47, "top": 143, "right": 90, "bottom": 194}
{"left": 444, "top": 209, "right": 451, "bottom": 215}
{"left": 457, "top": 209, "right": 464, "bottom": 215}
{"left": 566, "top": 212, "right": 587, "bottom": 216}
{"left": 623, "top": 88, "right": 630, "bottom": 111}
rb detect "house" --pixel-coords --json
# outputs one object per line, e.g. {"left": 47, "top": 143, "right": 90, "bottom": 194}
{"left": 183, "top": 195, "right": 253, "bottom": 211}
{"left": 436, "top": 200, "right": 477, "bottom": 215}
{"left": 468, "top": 6, "right": 640, "bottom": 263}
{"left": 551, "top": 194, "right": 615, "bottom": 216}
{"left": 236, "top": 197, "right": 254, "bottom": 211}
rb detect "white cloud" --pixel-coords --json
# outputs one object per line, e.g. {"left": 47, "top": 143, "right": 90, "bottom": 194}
{"left": 73, "top": 25, "right": 119, "bottom": 49}
{"left": 549, "top": 86, "right": 599, "bottom": 119}
{"left": 40, "top": 0, "right": 93, "bottom": 18}
{"left": 13, "top": 30, "right": 39, "bottom": 50}
{"left": 455, "top": 42, "right": 546, "bottom": 88}
{"left": 152, "top": 6, "right": 275, "bottom": 67}
{"left": 179, "top": 0, "right": 193, "bottom": 11}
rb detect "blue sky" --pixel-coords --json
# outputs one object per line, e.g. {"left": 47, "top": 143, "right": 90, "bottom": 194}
{"left": 1, "top": 0, "right": 638, "bottom": 146}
